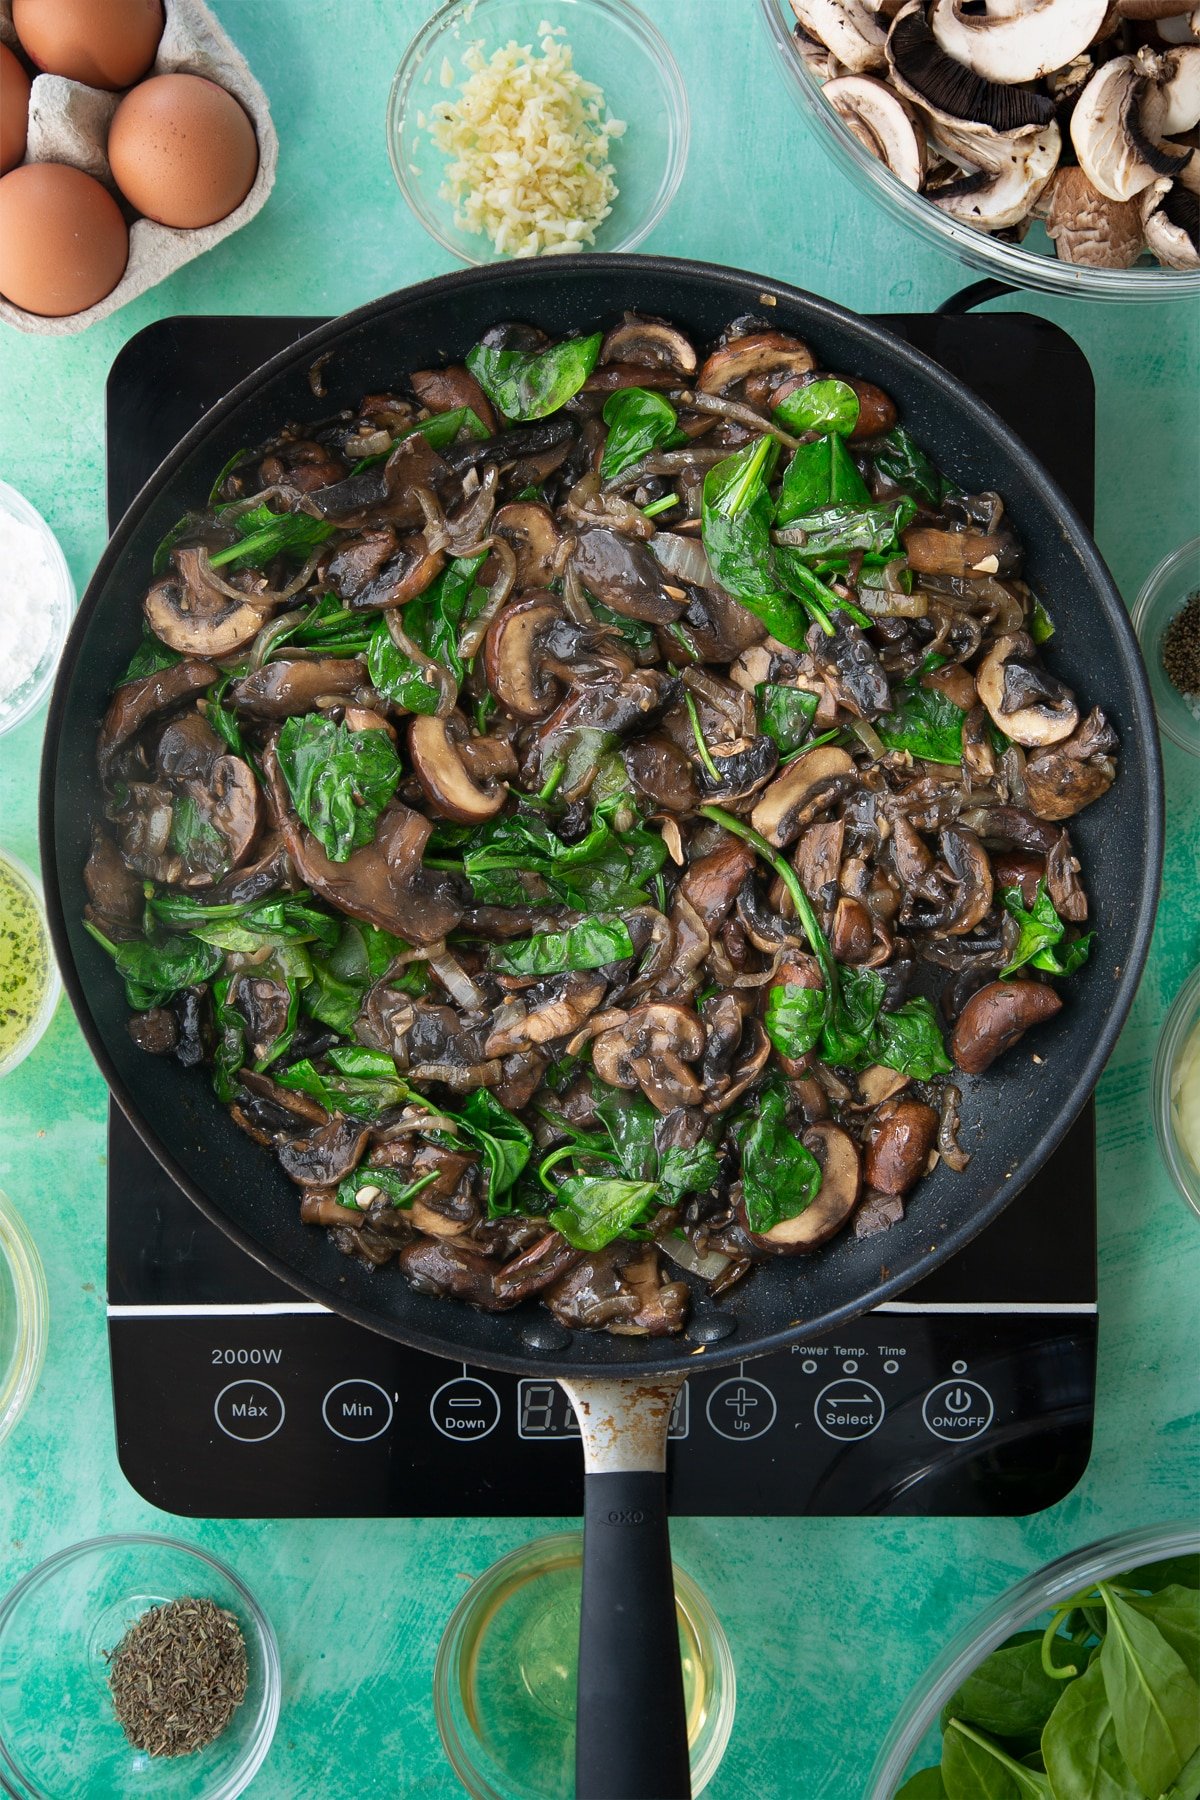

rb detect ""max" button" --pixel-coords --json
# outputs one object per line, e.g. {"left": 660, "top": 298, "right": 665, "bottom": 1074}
{"left": 214, "top": 1379, "right": 285, "bottom": 1442}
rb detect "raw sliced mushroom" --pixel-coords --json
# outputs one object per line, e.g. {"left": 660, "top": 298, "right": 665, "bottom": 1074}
{"left": 823, "top": 76, "right": 928, "bottom": 189}
{"left": 408, "top": 712, "right": 512, "bottom": 823}
{"left": 929, "top": 0, "right": 1108, "bottom": 86}
{"left": 1040, "top": 165, "right": 1146, "bottom": 265}
{"left": 745, "top": 1122, "right": 862, "bottom": 1253}
{"left": 887, "top": 3, "right": 1057, "bottom": 131}
{"left": 976, "top": 634, "right": 1079, "bottom": 747}
{"left": 928, "top": 121, "right": 1061, "bottom": 230}
{"left": 1141, "top": 175, "right": 1200, "bottom": 264}
{"left": 790, "top": 0, "right": 888, "bottom": 73}
{"left": 1071, "top": 52, "right": 1194, "bottom": 200}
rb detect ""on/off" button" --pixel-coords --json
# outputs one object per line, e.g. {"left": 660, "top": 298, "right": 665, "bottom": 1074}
{"left": 923, "top": 1380, "right": 994, "bottom": 1443}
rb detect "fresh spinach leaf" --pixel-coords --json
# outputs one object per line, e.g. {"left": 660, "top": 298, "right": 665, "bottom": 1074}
{"left": 84, "top": 923, "right": 223, "bottom": 1011}
{"left": 735, "top": 1078, "right": 823, "bottom": 1234}
{"left": 207, "top": 504, "right": 336, "bottom": 571}
{"left": 549, "top": 1176, "right": 660, "bottom": 1251}
{"left": 942, "top": 1719, "right": 1050, "bottom": 1798}
{"left": 1098, "top": 1582, "right": 1200, "bottom": 1796}
{"left": 896, "top": 1772, "right": 949, "bottom": 1799}
{"left": 600, "top": 387, "right": 684, "bottom": 480}
{"left": 1041, "top": 1658, "right": 1142, "bottom": 1800}
{"left": 1161, "top": 1745, "right": 1200, "bottom": 1799}
{"left": 757, "top": 682, "right": 819, "bottom": 755}
{"left": 1000, "top": 883, "right": 1093, "bottom": 980}
{"left": 870, "top": 426, "right": 949, "bottom": 508}
{"left": 489, "top": 918, "right": 634, "bottom": 977}
{"left": 276, "top": 714, "right": 402, "bottom": 862}
{"left": 120, "top": 635, "right": 183, "bottom": 683}
{"left": 773, "top": 378, "right": 860, "bottom": 437}
{"left": 943, "top": 1635, "right": 1066, "bottom": 1740}
{"left": 1123, "top": 1556, "right": 1200, "bottom": 1595}
{"left": 465, "top": 332, "right": 603, "bottom": 421}
{"left": 1127, "top": 1586, "right": 1200, "bottom": 1681}
{"left": 876, "top": 685, "right": 966, "bottom": 765}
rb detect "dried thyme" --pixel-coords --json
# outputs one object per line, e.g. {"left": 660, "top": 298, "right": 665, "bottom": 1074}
{"left": 105, "top": 1596, "right": 248, "bottom": 1757}
{"left": 1162, "top": 587, "right": 1200, "bottom": 705}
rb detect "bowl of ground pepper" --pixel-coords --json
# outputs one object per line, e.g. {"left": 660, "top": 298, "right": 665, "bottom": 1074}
{"left": 0, "top": 1535, "right": 280, "bottom": 1796}
{"left": 1132, "top": 536, "right": 1200, "bottom": 758}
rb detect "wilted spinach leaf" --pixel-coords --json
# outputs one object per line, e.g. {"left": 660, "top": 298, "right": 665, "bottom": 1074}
{"left": 876, "top": 685, "right": 966, "bottom": 765}
{"left": 783, "top": 498, "right": 917, "bottom": 562}
{"left": 367, "top": 552, "right": 489, "bottom": 708}
{"left": 466, "top": 332, "right": 602, "bottom": 421}
{"left": 84, "top": 923, "right": 223, "bottom": 1011}
{"left": 457, "top": 1088, "right": 533, "bottom": 1215}
{"left": 757, "top": 681, "right": 819, "bottom": 754}
{"left": 776, "top": 432, "right": 869, "bottom": 523}
{"left": 208, "top": 503, "right": 336, "bottom": 572}
{"left": 461, "top": 813, "right": 665, "bottom": 911}
{"left": 764, "top": 982, "right": 825, "bottom": 1058}
{"left": 334, "top": 1166, "right": 439, "bottom": 1210}
{"left": 1001, "top": 883, "right": 1093, "bottom": 979}
{"left": 869, "top": 426, "right": 950, "bottom": 508}
{"left": 735, "top": 1077, "right": 822, "bottom": 1234}
{"left": 120, "top": 635, "right": 183, "bottom": 683}
{"left": 600, "top": 387, "right": 685, "bottom": 479}
{"left": 549, "top": 1177, "right": 660, "bottom": 1251}
{"left": 489, "top": 918, "right": 634, "bottom": 977}
{"left": 702, "top": 437, "right": 821, "bottom": 647}
{"left": 147, "top": 890, "right": 340, "bottom": 955}
{"left": 276, "top": 714, "right": 402, "bottom": 862}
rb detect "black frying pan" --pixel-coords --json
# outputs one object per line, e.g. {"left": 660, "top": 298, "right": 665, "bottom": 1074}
{"left": 41, "top": 259, "right": 1162, "bottom": 1799}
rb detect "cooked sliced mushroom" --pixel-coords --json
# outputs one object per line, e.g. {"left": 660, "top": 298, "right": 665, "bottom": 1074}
{"left": 904, "top": 524, "right": 1021, "bottom": 578}
{"left": 1141, "top": 174, "right": 1200, "bottom": 264}
{"left": 145, "top": 548, "right": 273, "bottom": 659}
{"left": 338, "top": 534, "right": 445, "bottom": 611}
{"left": 977, "top": 634, "right": 1079, "bottom": 747}
{"left": 410, "top": 364, "right": 497, "bottom": 433}
{"left": 484, "top": 973, "right": 609, "bottom": 1056}
{"left": 492, "top": 503, "right": 562, "bottom": 589}
{"left": 951, "top": 978, "right": 1063, "bottom": 1072}
{"left": 573, "top": 528, "right": 684, "bottom": 624}
{"left": 1071, "top": 52, "right": 1194, "bottom": 200}
{"left": 1022, "top": 707, "right": 1118, "bottom": 818}
{"left": 929, "top": 0, "right": 1108, "bottom": 85}
{"left": 823, "top": 76, "right": 928, "bottom": 189}
{"left": 790, "top": 0, "right": 887, "bottom": 72}
{"left": 746, "top": 1122, "right": 862, "bottom": 1253}
{"left": 940, "top": 825, "right": 994, "bottom": 934}
{"left": 750, "top": 745, "right": 857, "bottom": 848}
{"left": 599, "top": 317, "right": 698, "bottom": 375}
{"left": 232, "top": 657, "right": 368, "bottom": 719}
{"left": 863, "top": 1097, "right": 939, "bottom": 1194}
{"left": 679, "top": 837, "right": 757, "bottom": 928}
{"left": 483, "top": 595, "right": 626, "bottom": 721}
{"left": 696, "top": 331, "right": 816, "bottom": 396}
{"left": 592, "top": 1002, "right": 707, "bottom": 1113}
{"left": 277, "top": 1115, "right": 371, "bottom": 1187}
{"left": 887, "top": 3, "right": 1057, "bottom": 131}
{"left": 1040, "top": 165, "right": 1146, "bottom": 265}
{"left": 408, "top": 712, "right": 510, "bottom": 824}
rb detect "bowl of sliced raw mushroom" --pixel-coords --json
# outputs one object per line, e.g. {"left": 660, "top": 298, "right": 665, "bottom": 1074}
{"left": 761, "top": 0, "right": 1200, "bottom": 297}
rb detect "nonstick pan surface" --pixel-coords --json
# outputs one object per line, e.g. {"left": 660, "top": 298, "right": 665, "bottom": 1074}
{"left": 41, "top": 257, "right": 1162, "bottom": 1380}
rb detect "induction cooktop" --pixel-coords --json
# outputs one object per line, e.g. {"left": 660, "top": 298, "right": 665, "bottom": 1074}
{"left": 104, "top": 307, "right": 1099, "bottom": 1521}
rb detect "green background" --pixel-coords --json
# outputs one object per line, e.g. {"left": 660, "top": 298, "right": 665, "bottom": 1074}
{"left": 1, "top": 2, "right": 1197, "bottom": 1793}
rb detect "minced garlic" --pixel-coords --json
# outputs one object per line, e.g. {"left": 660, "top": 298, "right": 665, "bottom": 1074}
{"left": 428, "top": 25, "right": 625, "bottom": 258}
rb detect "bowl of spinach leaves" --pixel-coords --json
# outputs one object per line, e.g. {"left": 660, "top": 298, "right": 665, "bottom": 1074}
{"left": 870, "top": 1523, "right": 1200, "bottom": 1799}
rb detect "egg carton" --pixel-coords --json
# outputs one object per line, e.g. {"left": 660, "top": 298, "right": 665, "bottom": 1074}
{"left": 0, "top": 0, "right": 277, "bottom": 336}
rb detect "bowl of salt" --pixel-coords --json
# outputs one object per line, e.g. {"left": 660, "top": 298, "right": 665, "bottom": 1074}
{"left": 0, "top": 481, "right": 75, "bottom": 737}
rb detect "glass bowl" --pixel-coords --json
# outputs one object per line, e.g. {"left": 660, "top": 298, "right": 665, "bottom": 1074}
{"left": 0, "top": 481, "right": 75, "bottom": 737}
{"left": 434, "top": 1531, "right": 736, "bottom": 1799}
{"left": 387, "top": 0, "right": 689, "bottom": 264}
{"left": 1132, "top": 536, "right": 1200, "bottom": 758}
{"left": 1154, "top": 964, "right": 1200, "bottom": 1221}
{"left": 0, "top": 1187, "right": 48, "bottom": 1447}
{"left": 0, "top": 1536, "right": 281, "bottom": 1799}
{"left": 0, "top": 847, "right": 62, "bottom": 1079}
{"left": 867, "top": 1521, "right": 1200, "bottom": 1795}
{"left": 759, "top": 0, "right": 1200, "bottom": 304}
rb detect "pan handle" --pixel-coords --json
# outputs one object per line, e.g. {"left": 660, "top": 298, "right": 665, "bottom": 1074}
{"left": 559, "top": 1373, "right": 691, "bottom": 1800}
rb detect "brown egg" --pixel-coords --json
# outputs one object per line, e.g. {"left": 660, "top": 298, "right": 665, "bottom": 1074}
{"left": 0, "top": 162, "right": 128, "bottom": 316}
{"left": 12, "top": 0, "right": 163, "bottom": 91}
{"left": 107, "top": 72, "right": 258, "bottom": 230}
{"left": 0, "top": 46, "right": 31, "bottom": 176}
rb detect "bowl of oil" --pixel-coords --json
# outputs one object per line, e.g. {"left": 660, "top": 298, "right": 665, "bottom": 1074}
{"left": 0, "top": 847, "right": 61, "bottom": 1078}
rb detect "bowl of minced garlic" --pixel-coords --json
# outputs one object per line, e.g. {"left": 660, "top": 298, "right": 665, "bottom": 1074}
{"left": 388, "top": 0, "right": 688, "bottom": 262}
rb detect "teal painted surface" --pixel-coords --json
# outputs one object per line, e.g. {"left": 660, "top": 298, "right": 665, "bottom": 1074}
{"left": 0, "top": 3, "right": 1197, "bottom": 1793}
